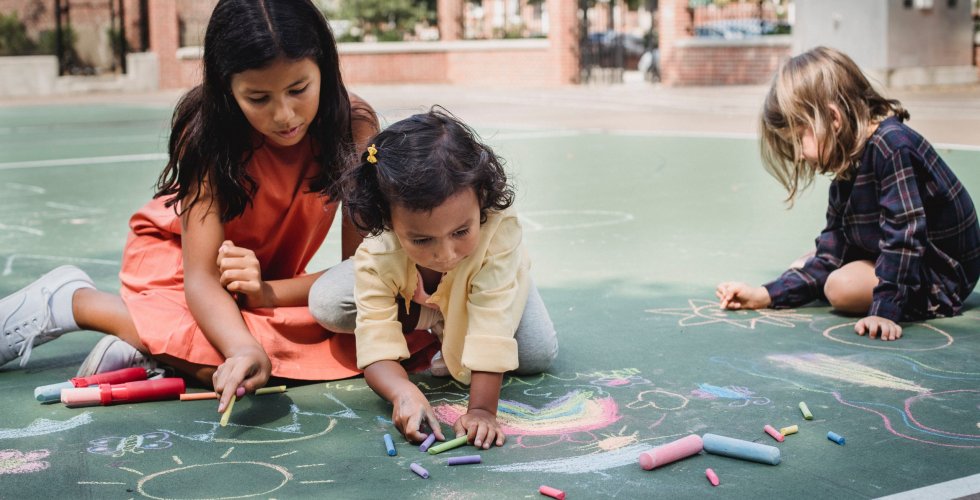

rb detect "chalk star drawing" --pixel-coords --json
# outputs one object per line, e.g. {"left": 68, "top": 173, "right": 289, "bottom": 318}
{"left": 646, "top": 299, "right": 811, "bottom": 329}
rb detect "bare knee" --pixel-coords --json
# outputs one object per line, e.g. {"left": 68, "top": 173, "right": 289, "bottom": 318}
{"left": 824, "top": 270, "right": 873, "bottom": 315}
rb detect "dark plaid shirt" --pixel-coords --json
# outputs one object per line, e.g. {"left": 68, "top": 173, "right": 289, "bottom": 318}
{"left": 765, "top": 117, "right": 980, "bottom": 321}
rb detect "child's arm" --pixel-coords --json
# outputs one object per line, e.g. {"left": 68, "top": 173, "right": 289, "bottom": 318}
{"left": 180, "top": 190, "right": 271, "bottom": 411}
{"left": 216, "top": 240, "right": 324, "bottom": 308}
{"left": 454, "top": 371, "right": 505, "bottom": 449}
{"left": 363, "top": 360, "right": 445, "bottom": 443}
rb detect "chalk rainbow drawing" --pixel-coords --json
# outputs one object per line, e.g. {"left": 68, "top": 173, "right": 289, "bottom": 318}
{"left": 646, "top": 299, "right": 811, "bottom": 329}
{"left": 0, "top": 449, "right": 50, "bottom": 475}
{"left": 768, "top": 353, "right": 931, "bottom": 393}
{"left": 835, "top": 390, "right": 980, "bottom": 448}
{"left": 0, "top": 412, "right": 92, "bottom": 439}
{"left": 433, "top": 390, "right": 620, "bottom": 447}
{"left": 823, "top": 322, "right": 953, "bottom": 351}
{"left": 691, "top": 384, "right": 770, "bottom": 407}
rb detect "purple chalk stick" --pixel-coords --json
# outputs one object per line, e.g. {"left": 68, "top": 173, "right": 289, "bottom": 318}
{"left": 446, "top": 455, "right": 481, "bottom": 466}
{"left": 419, "top": 433, "right": 438, "bottom": 452}
{"left": 410, "top": 462, "right": 429, "bottom": 478}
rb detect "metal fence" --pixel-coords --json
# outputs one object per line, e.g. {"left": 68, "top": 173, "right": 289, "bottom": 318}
{"left": 688, "top": 0, "right": 790, "bottom": 39}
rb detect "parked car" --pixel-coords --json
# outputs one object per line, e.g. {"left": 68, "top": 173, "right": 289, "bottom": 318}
{"left": 693, "top": 19, "right": 788, "bottom": 39}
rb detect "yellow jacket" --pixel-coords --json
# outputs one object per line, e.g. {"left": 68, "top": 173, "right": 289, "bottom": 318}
{"left": 353, "top": 208, "right": 530, "bottom": 384}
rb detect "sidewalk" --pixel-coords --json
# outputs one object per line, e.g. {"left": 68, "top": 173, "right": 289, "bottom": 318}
{"left": 4, "top": 80, "right": 979, "bottom": 146}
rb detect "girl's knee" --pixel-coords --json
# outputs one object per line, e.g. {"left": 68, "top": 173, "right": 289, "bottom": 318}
{"left": 513, "top": 333, "right": 559, "bottom": 375}
{"left": 824, "top": 269, "right": 872, "bottom": 314}
{"left": 308, "top": 274, "right": 355, "bottom": 333}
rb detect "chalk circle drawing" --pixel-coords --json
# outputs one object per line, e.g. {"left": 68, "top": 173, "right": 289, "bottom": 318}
{"left": 165, "top": 412, "right": 338, "bottom": 444}
{"left": 626, "top": 389, "right": 690, "bottom": 411}
{"left": 137, "top": 461, "right": 291, "bottom": 500}
{"left": 0, "top": 412, "right": 92, "bottom": 439}
{"left": 646, "top": 299, "right": 812, "bottom": 329}
{"left": 691, "top": 384, "right": 770, "bottom": 407}
{"left": 906, "top": 390, "right": 980, "bottom": 439}
{"left": 769, "top": 353, "right": 931, "bottom": 393}
{"left": 88, "top": 432, "right": 173, "bottom": 457}
{"left": 0, "top": 449, "right": 50, "bottom": 475}
{"left": 519, "top": 209, "right": 634, "bottom": 232}
{"left": 836, "top": 391, "right": 980, "bottom": 449}
{"left": 823, "top": 322, "right": 953, "bottom": 351}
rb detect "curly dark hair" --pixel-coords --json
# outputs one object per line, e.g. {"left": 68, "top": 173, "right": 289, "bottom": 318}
{"left": 339, "top": 107, "right": 515, "bottom": 237}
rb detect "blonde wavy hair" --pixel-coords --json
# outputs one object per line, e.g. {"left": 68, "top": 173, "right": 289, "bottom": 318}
{"left": 760, "top": 46, "right": 909, "bottom": 204}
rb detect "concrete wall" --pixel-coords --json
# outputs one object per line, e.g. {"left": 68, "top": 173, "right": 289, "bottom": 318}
{"left": 0, "top": 52, "right": 157, "bottom": 98}
{"left": 886, "top": 0, "right": 973, "bottom": 68}
{"left": 673, "top": 36, "right": 792, "bottom": 86}
{"left": 793, "top": 0, "right": 888, "bottom": 70}
{"left": 0, "top": 56, "right": 59, "bottom": 97}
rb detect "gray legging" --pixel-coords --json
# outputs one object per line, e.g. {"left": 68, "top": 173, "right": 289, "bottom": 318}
{"left": 309, "top": 259, "right": 558, "bottom": 375}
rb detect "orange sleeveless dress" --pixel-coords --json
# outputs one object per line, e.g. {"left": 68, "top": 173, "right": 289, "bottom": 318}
{"left": 119, "top": 138, "right": 435, "bottom": 380}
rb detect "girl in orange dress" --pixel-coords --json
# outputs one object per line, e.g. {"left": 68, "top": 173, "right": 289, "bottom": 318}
{"left": 0, "top": 0, "right": 438, "bottom": 413}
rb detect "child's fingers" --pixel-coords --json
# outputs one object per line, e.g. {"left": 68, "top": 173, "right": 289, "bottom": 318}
{"left": 472, "top": 422, "right": 489, "bottom": 449}
{"left": 854, "top": 320, "right": 868, "bottom": 336}
{"left": 495, "top": 429, "right": 506, "bottom": 447}
{"left": 424, "top": 410, "right": 445, "bottom": 441}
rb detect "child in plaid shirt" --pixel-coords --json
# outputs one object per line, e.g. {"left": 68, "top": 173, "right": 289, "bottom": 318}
{"left": 716, "top": 47, "right": 980, "bottom": 341}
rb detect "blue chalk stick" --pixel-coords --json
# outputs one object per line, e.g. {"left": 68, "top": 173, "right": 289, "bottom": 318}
{"left": 419, "top": 433, "right": 437, "bottom": 452}
{"left": 383, "top": 433, "right": 397, "bottom": 456}
{"left": 827, "top": 431, "right": 845, "bottom": 445}
{"left": 34, "top": 381, "right": 74, "bottom": 403}
{"left": 702, "top": 433, "right": 781, "bottom": 465}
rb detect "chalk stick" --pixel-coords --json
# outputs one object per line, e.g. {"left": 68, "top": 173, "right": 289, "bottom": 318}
{"left": 446, "top": 455, "right": 481, "bottom": 465}
{"left": 219, "top": 395, "right": 236, "bottom": 427}
{"left": 179, "top": 385, "right": 287, "bottom": 401}
{"left": 702, "top": 433, "right": 781, "bottom": 465}
{"left": 779, "top": 425, "right": 798, "bottom": 436}
{"left": 763, "top": 424, "right": 784, "bottom": 442}
{"left": 383, "top": 433, "right": 397, "bottom": 456}
{"left": 427, "top": 435, "right": 468, "bottom": 455}
{"left": 827, "top": 431, "right": 845, "bottom": 445}
{"left": 34, "top": 381, "right": 74, "bottom": 403}
{"left": 638, "top": 434, "right": 703, "bottom": 470}
{"left": 539, "top": 485, "right": 566, "bottom": 499}
{"left": 799, "top": 401, "right": 813, "bottom": 420}
{"left": 419, "top": 433, "right": 438, "bottom": 452}
{"left": 705, "top": 468, "right": 720, "bottom": 486}
{"left": 410, "top": 462, "right": 429, "bottom": 478}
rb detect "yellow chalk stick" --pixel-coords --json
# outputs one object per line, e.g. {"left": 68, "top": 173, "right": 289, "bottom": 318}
{"left": 799, "top": 401, "right": 813, "bottom": 420}
{"left": 219, "top": 396, "right": 237, "bottom": 427}
{"left": 779, "top": 425, "right": 799, "bottom": 436}
{"left": 255, "top": 385, "right": 287, "bottom": 395}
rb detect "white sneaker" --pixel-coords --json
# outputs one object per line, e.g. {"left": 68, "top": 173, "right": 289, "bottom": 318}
{"left": 76, "top": 336, "right": 160, "bottom": 378}
{"left": 1, "top": 265, "right": 94, "bottom": 367}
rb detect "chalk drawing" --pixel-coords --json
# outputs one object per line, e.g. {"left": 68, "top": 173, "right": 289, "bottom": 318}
{"left": 823, "top": 322, "right": 953, "bottom": 351}
{"left": 768, "top": 354, "right": 931, "bottom": 393}
{"left": 434, "top": 390, "right": 621, "bottom": 439}
{"left": 486, "top": 443, "right": 649, "bottom": 473}
{"left": 0, "top": 449, "right": 50, "bottom": 475}
{"left": 519, "top": 209, "right": 635, "bottom": 232}
{"left": 0, "top": 412, "right": 93, "bottom": 439}
{"left": 2, "top": 182, "right": 45, "bottom": 194}
{"left": 691, "top": 384, "right": 770, "bottom": 407}
{"left": 835, "top": 390, "right": 980, "bottom": 449}
{"left": 891, "top": 354, "right": 980, "bottom": 380}
{"left": 646, "top": 299, "right": 812, "bottom": 329}
{"left": 136, "top": 461, "right": 291, "bottom": 500}
{"left": 164, "top": 404, "right": 338, "bottom": 444}
{"left": 3, "top": 254, "right": 118, "bottom": 276}
{"left": 87, "top": 432, "right": 173, "bottom": 457}
{"left": 626, "top": 389, "right": 690, "bottom": 411}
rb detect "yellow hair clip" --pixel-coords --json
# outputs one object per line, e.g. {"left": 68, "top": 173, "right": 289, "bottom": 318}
{"left": 366, "top": 144, "right": 378, "bottom": 164}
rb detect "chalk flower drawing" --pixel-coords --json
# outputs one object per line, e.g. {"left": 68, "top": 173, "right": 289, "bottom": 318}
{"left": 0, "top": 449, "right": 50, "bottom": 475}
{"left": 87, "top": 432, "right": 173, "bottom": 457}
{"left": 691, "top": 384, "right": 771, "bottom": 407}
{"left": 646, "top": 299, "right": 811, "bottom": 329}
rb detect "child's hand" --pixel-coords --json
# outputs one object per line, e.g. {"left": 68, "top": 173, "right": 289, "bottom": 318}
{"left": 454, "top": 408, "right": 505, "bottom": 449}
{"left": 716, "top": 282, "right": 772, "bottom": 310}
{"left": 391, "top": 388, "right": 445, "bottom": 443}
{"left": 212, "top": 345, "right": 272, "bottom": 412}
{"left": 217, "top": 240, "right": 273, "bottom": 308}
{"left": 855, "top": 315, "right": 903, "bottom": 341}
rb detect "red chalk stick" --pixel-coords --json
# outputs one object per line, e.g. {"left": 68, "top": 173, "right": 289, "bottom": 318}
{"left": 764, "top": 424, "right": 784, "bottom": 442}
{"left": 706, "top": 468, "right": 720, "bottom": 486}
{"left": 539, "top": 485, "right": 565, "bottom": 500}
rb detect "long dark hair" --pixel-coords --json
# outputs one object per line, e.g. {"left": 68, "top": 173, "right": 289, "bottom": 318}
{"left": 156, "top": 0, "right": 356, "bottom": 221}
{"left": 340, "top": 107, "right": 515, "bottom": 237}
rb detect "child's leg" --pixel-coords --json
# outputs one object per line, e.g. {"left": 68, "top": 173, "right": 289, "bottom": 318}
{"left": 308, "top": 260, "right": 357, "bottom": 333}
{"left": 824, "top": 260, "right": 876, "bottom": 315}
{"left": 511, "top": 282, "right": 558, "bottom": 375}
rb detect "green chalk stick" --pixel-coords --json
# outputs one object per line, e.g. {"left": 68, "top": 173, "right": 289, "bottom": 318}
{"left": 799, "top": 401, "right": 813, "bottom": 420}
{"left": 427, "top": 435, "right": 469, "bottom": 455}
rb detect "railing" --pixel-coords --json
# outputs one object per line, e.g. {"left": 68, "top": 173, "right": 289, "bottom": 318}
{"left": 688, "top": 0, "right": 790, "bottom": 39}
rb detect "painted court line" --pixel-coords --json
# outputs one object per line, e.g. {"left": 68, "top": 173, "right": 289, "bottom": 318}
{"left": 0, "top": 153, "right": 168, "bottom": 170}
{"left": 875, "top": 472, "right": 980, "bottom": 500}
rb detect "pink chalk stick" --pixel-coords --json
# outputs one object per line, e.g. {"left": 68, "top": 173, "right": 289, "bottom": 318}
{"left": 638, "top": 434, "right": 703, "bottom": 470}
{"left": 706, "top": 468, "right": 720, "bottom": 486}
{"left": 764, "top": 424, "right": 785, "bottom": 442}
{"left": 539, "top": 485, "right": 566, "bottom": 500}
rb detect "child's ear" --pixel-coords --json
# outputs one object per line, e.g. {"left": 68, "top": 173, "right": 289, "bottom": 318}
{"left": 828, "top": 104, "right": 843, "bottom": 131}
